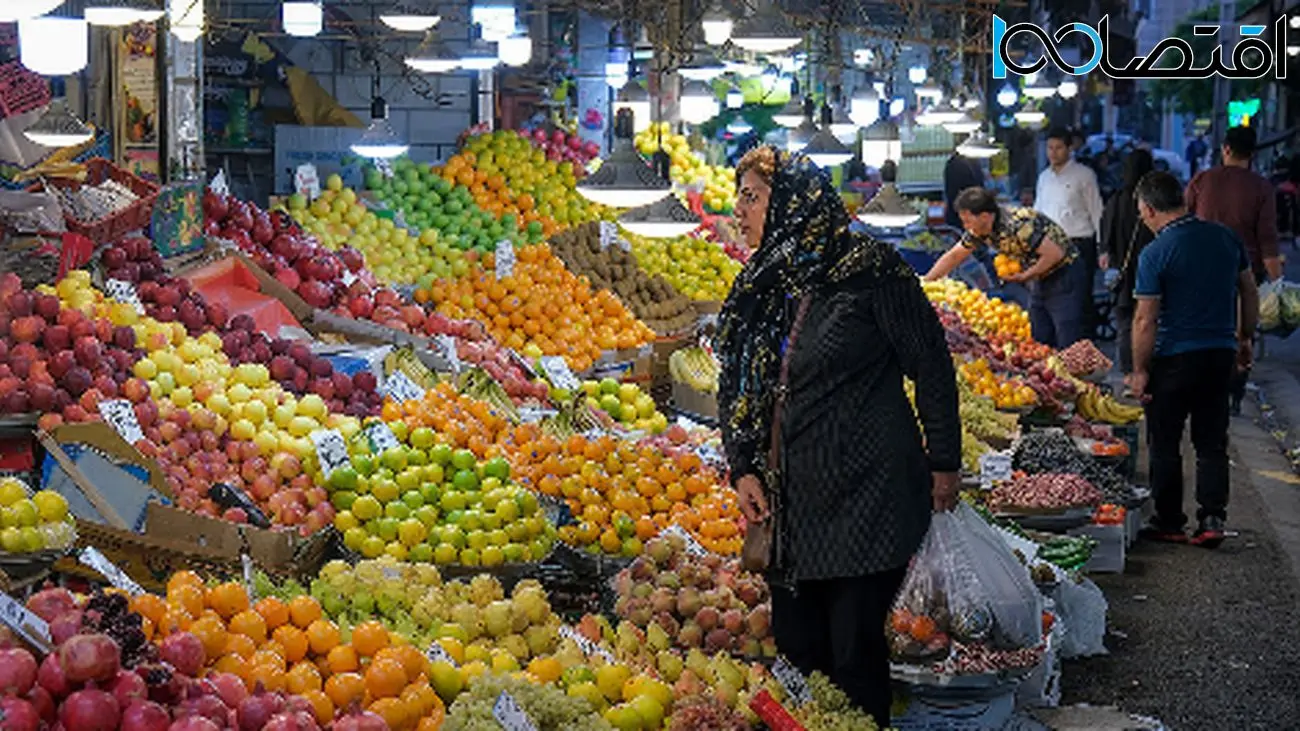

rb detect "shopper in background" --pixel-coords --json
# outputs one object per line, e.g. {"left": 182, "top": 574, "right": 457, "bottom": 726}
{"left": 1184, "top": 125, "right": 1281, "bottom": 414}
{"left": 1186, "top": 132, "right": 1208, "bottom": 178}
{"left": 719, "top": 145, "right": 961, "bottom": 727}
{"left": 1101, "top": 149, "right": 1155, "bottom": 381}
{"left": 924, "top": 187, "right": 1086, "bottom": 349}
{"left": 1036, "top": 127, "right": 1105, "bottom": 336}
{"left": 943, "top": 147, "right": 984, "bottom": 229}
{"left": 1131, "top": 171, "right": 1259, "bottom": 548}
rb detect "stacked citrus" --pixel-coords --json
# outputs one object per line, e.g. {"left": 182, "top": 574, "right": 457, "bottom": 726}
{"left": 625, "top": 231, "right": 740, "bottom": 301}
{"left": 922, "top": 279, "right": 1032, "bottom": 341}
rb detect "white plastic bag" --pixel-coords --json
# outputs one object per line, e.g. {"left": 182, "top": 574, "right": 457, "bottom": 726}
{"left": 1052, "top": 577, "right": 1108, "bottom": 658}
{"left": 888, "top": 503, "right": 1043, "bottom": 663}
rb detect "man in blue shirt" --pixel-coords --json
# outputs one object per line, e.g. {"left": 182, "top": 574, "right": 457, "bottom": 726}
{"left": 1131, "top": 172, "right": 1260, "bottom": 548}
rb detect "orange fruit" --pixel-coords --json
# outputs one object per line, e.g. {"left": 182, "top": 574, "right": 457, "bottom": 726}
{"left": 245, "top": 664, "right": 286, "bottom": 693}
{"left": 188, "top": 615, "right": 229, "bottom": 659}
{"left": 272, "top": 625, "right": 309, "bottom": 663}
{"left": 227, "top": 610, "right": 268, "bottom": 644}
{"left": 324, "top": 672, "right": 366, "bottom": 708}
{"left": 251, "top": 647, "right": 287, "bottom": 672}
{"left": 368, "top": 697, "right": 411, "bottom": 730}
{"left": 325, "top": 644, "right": 360, "bottom": 674}
{"left": 299, "top": 689, "right": 335, "bottom": 725}
{"left": 402, "top": 682, "right": 441, "bottom": 717}
{"left": 131, "top": 594, "right": 167, "bottom": 626}
{"left": 388, "top": 645, "right": 429, "bottom": 681}
{"left": 306, "top": 619, "right": 342, "bottom": 655}
{"left": 364, "top": 657, "right": 408, "bottom": 699}
{"left": 168, "top": 584, "right": 205, "bottom": 619}
{"left": 288, "top": 596, "right": 323, "bottom": 629}
{"left": 166, "top": 570, "right": 204, "bottom": 597}
{"left": 416, "top": 715, "right": 445, "bottom": 731}
{"left": 253, "top": 597, "right": 290, "bottom": 630}
{"left": 206, "top": 582, "right": 250, "bottom": 619}
{"left": 213, "top": 653, "right": 249, "bottom": 681}
{"left": 286, "top": 661, "right": 324, "bottom": 694}
{"left": 225, "top": 633, "right": 257, "bottom": 659}
{"left": 351, "top": 621, "right": 390, "bottom": 657}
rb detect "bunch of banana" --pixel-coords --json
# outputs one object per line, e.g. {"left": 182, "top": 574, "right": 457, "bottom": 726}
{"left": 1077, "top": 388, "right": 1144, "bottom": 424}
{"left": 383, "top": 346, "right": 438, "bottom": 390}
{"left": 668, "top": 346, "right": 719, "bottom": 394}
{"left": 538, "top": 400, "right": 603, "bottom": 440}
{"left": 456, "top": 367, "right": 520, "bottom": 421}
{"left": 1046, "top": 355, "right": 1092, "bottom": 393}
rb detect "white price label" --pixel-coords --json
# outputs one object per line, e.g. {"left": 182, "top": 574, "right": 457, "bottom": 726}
{"left": 365, "top": 421, "right": 401, "bottom": 453}
{"left": 493, "top": 692, "right": 538, "bottom": 731}
{"left": 383, "top": 370, "right": 426, "bottom": 403}
{"left": 539, "top": 356, "right": 580, "bottom": 392}
{"left": 517, "top": 406, "right": 558, "bottom": 423}
{"left": 661, "top": 524, "right": 708, "bottom": 558}
{"left": 78, "top": 547, "right": 145, "bottom": 596}
{"left": 104, "top": 279, "right": 145, "bottom": 315}
{"left": 295, "top": 163, "right": 321, "bottom": 200}
{"left": 241, "top": 554, "right": 257, "bottom": 602}
{"left": 375, "top": 159, "right": 395, "bottom": 179}
{"left": 598, "top": 221, "right": 618, "bottom": 250}
{"left": 495, "top": 240, "right": 515, "bottom": 280}
{"left": 209, "top": 169, "right": 230, "bottom": 196}
{"left": 772, "top": 656, "right": 812, "bottom": 706}
{"left": 382, "top": 566, "right": 402, "bottom": 580}
{"left": 979, "top": 452, "right": 1013, "bottom": 484}
{"left": 310, "top": 429, "right": 351, "bottom": 476}
{"left": 426, "top": 640, "right": 457, "bottom": 666}
{"left": 435, "top": 334, "right": 461, "bottom": 373}
{"left": 558, "top": 625, "right": 615, "bottom": 663}
{"left": 0, "top": 593, "right": 51, "bottom": 653}
{"left": 98, "top": 399, "right": 144, "bottom": 445}
{"left": 341, "top": 269, "right": 358, "bottom": 286}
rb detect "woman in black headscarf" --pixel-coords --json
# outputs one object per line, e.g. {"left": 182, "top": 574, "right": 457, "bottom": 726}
{"left": 717, "top": 146, "right": 962, "bottom": 726}
{"left": 1101, "top": 148, "right": 1155, "bottom": 379}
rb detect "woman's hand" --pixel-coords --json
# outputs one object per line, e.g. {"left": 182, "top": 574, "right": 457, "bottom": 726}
{"left": 931, "top": 471, "right": 960, "bottom": 511}
{"left": 735, "top": 474, "right": 770, "bottom": 522}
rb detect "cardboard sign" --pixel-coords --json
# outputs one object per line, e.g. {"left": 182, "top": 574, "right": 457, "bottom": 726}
{"left": 78, "top": 547, "right": 146, "bottom": 596}
{"left": 0, "top": 593, "right": 52, "bottom": 654}
{"left": 558, "top": 625, "right": 615, "bottom": 663}
{"left": 295, "top": 163, "right": 321, "bottom": 200}
{"left": 661, "top": 524, "right": 708, "bottom": 558}
{"left": 426, "top": 640, "right": 457, "bottom": 666}
{"left": 210, "top": 169, "right": 230, "bottom": 196}
{"left": 98, "top": 399, "right": 145, "bottom": 445}
{"left": 104, "top": 279, "right": 145, "bottom": 315}
{"left": 365, "top": 421, "right": 401, "bottom": 453}
{"left": 539, "top": 356, "right": 579, "bottom": 392}
{"left": 979, "top": 451, "right": 1013, "bottom": 487}
{"left": 493, "top": 692, "right": 538, "bottom": 731}
{"left": 383, "top": 371, "right": 426, "bottom": 403}
{"left": 310, "top": 429, "right": 350, "bottom": 476}
{"left": 772, "top": 656, "right": 812, "bottom": 706}
{"left": 495, "top": 240, "right": 515, "bottom": 280}
{"left": 435, "top": 334, "right": 461, "bottom": 373}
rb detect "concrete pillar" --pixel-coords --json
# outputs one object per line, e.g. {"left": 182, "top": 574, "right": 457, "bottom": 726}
{"left": 576, "top": 12, "right": 612, "bottom": 155}
{"left": 164, "top": 30, "right": 203, "bottom": 182}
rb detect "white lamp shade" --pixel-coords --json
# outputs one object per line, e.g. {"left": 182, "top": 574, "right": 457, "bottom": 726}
{"left": 614, "top": 100, "right": 651, "bottom": 132}
{"left": 19, "top": 17, "right": 88, "bottom": 76}
{"left": 167, "top": 0, "right": 203, "bottom": 40}
{"left": 86, "top": 2, "right": 166, "bottom": 26}
{"left": 996, "top": 83, "right": 1019, "bottom": 108}
{"left": 908, "top": 66, "right": 927, "bottom": 84}
{"left": 351, "top": 120, "right": 408, "bottom": 159}
{"left": 0, "top": 1, "right": 64, "bottom": 22}
{"left": 282, "top": 2, "right": 323, "bottom": 37}
{"left": 380, "top": 10, "right": 440, "bottom": 32}
{"left": 849, "top": 88, "right": 880, "bottom": 127}
{"left": 861, "top": 138, "right": 902, "bottom": 168}
{"left": 702, "top": 18, "right": 732, "bottom": 45}
{"left": 1057, "top": 80, "right": 1079, "bottom": 98}
{"left": 679, "top": 80, "right": 719, "bottom": 125}
{"left": 498, "top": 34, "right": 532, "bottom": 66}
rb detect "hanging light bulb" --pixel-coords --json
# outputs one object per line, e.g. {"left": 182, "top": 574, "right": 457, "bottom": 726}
{"left": 726, "top": 85, "right": 744, "bottom": 109}
{"left": 282, "top": 2, "right": 323, "bottom": 37}
{"left": 727, "top": 114, "right": 752, "bottom": 135}
{"left": 19, "top": 16, "right": 88, "bottom": 76}
{"left": 406, "top": 34, "right": 460, "bottom": 73}
{"left": 613, "top": 80, "right": 651, "bottom": 133}
{"left": 618, "top": 195, "right": 701, "bottom": 238}
{"left": 908, "top": 66, "right": 927, "bottom": 84}
{"left": 1023, "top": 72, "right": 1057, "bottom": 99}
{"left": 942, "top": 112, "right": 981, "bottom": 135}
{"left": 498, "top": 30, "right": 532, "bottom": 66}
{"left": 803, "top": 128, "right": 852, "bottom": 167}
{"left": 576, "top": 109, "right": 672, "bottom": 208}
{"left": 0, "top": 1, "right": 64, "bottom": 22}
{"left": 380, "top": 3, "right": 440, "bottom": 32}
{"left": 167, "top": 0, "right": 203, "bottom": 41}
{"left": 773, "top": 96, "right": 806, "bottom": 128}
{"left": 85, "top": 0, "right": 165, "bottom": 27}
{"left": 956, "top": 129, "right": 1002, "bottom": 159}
{"left": 471, "top": 0, "right": 515, "bottom": 42}
{"left": 351, "top": 97, "right": 409, "bottom": 159}
{"left": 460, "top": 38, "right": 500, "bottom": 70}
{"left": 679, "top": 51, "right": 727, "bottom": 82}
{"left": 861, "top": 117, "right": 901, "bottom": 168}
{"left": 701, "top": 1, "right": 733, "bottom": 45}
{"left": 849, "top": 85, "right": 880, "bottom": 127}
{"left": 679, "top": 79, "right": 719, "bottom": 125}
{"left": 730, "top": 6, "right": 801, "bottom": 53}
{"left": 23, "top": 99, "right": 93, "bottom": 147}
{"left": 1057, "top": 79, "right": 1079, "bottom": 99}
{"left": 996, "top": 82, "right": 1019, "bottom": 108}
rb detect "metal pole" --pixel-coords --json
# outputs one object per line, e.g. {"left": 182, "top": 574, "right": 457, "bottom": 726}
{"left": 1211, "top": 0, "right": 1235, "bottom": 154}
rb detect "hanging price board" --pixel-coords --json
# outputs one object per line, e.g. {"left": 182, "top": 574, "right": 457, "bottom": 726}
{"left": 365, "top": 421, "right": 401, "bottom": 453}
{"left": 493, "top": 692, "right": 538, "bottom": 731}
{"left": 979, "top": 451, "right": 1013, "bottom": 488}
{"left": 771, "top": 656, "right": 813, "bottom": 707}
{"left": 98, "top": 399, "right": 144, "bottom": 445}
{"left": 295, "top": 163, "right": 321, "bottom": 200}
{"left": 558, "top": 625, "right": 615, "bottom": 663}
{"left": 0, "top": 593, "right": 51, "bottom": 654}
{"left": 661, "top": 524, "right": 708, "bottom": 558}
{"left": 495, "top": 240, "right": 515, "bottom": 280}
{"left": 426, "top": 640, "right": 457, "bottom": 666}
{"left": 435, "top": 334, "right": 461, "bottom": 373}
{"left": 104, "top": 279, "right": 145, "bottom": 315}
{"left": 383, "top": 371, "right": 426, "bottom": 403}
{"left": 310, "top": 429, "right": 350, "bottom": 476}
{"left": 539, "top": 356, "right": 580, "bottom": 392}
{"left": 209, "top": 169, "right": 230, "bottom": 196}
{"left": 78, "top": 547, "right": 145, "bottom": 596}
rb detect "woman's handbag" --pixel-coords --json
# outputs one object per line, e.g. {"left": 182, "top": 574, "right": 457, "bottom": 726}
{"left": 740, "top": 296, "right": 813, "bottom": 573}
{"left": 1107, "top": 221, "right": 1140, "bottom": 295}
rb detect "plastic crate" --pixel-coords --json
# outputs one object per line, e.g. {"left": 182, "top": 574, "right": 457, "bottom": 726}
{"left": 0, "top": 61, "right": 51, "bottom": 119}
{"left": 32, "top": 158, "right": 160, "bottom": 244}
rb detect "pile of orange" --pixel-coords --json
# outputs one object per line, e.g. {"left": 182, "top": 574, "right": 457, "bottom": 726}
{"left": 417, "top": 243, "right": 654, "bottom": 372}
{"left": 133, "top": 571, "right": 445, "bottom": 731}
{"left": 992, "top": 253, "right": 1022, "bottom": 279}
{"left": 957, "top": 358, "right": 1038, "bottom": 410}
{"left": 924, "top": 280, "right": 1033, "bottom": 342}
{"left": 384, "top": 383, "right": 744, "bottom": 555}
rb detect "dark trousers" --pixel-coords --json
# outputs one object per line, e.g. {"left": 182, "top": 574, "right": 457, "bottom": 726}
{"left": 771, "top": 568, "right": 907, "bottom": 727}
{"left": 1072, "top": 236, "right": 1099, "bottom": 335}
{"left": 1146, "top": 348, "right": 1236, "bottom": 529}
{"left": 1029, "top": 258, "right": 1087, "bottom": 349}
{"left": 1115, "top": 304, "right": 1134, "bottom": 374}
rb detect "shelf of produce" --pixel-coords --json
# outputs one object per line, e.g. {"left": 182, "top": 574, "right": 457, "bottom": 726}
{"left": 998, "top": 507, "right": 1095, "bottom": 532}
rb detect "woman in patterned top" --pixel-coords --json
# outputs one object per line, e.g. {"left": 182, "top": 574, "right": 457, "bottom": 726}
{"left": 718, "top": 146, "right": 962, "bottom": 726}
{"left": 923, "top": 186, "right": 1087, "bottom": 348}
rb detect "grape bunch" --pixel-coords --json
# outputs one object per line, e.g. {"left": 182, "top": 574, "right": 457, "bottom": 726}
{"left": 666, "top": 696, "right": 750, "bottom": 730}
{"left": 443, "top": 672, "right": 612, "bottom": 731}
{"left": 788, "top": 672, "right": 882, "bottom": 731}
{"left": 1012, "top": 431, "right": 1131, "bottom": 502}
{"left": 82, "top": 590, "right": 153, "bottom": 668}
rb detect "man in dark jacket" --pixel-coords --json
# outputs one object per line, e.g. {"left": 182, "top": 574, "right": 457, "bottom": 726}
{"left": 943, "top": 148, "right": 984, "bottom": 229}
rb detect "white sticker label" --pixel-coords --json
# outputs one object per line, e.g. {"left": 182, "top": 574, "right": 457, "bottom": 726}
{"left": 341, "top": 269, "right": 358, "bottom": 286}
{"left": 426, "top": 640, "right": 457, "bottom": 666}
{"left": 493, "top": 692, "right": 538, "bottom": 731}
{"left": 661, "top": 524, "right": 708, "bottom": 558}
{"left": 435, "top": 334, "right": 461, "bottom": 373}
{"left": 375, "top": 159, "right": 395, "bottom": 179}
{"left": 0, "top": 593, "right": 51, "bottom": 653}
{"left": 295, "top": 163, "right": 321, "bottom": 200}
{"left": 78, "top": 547, "right": 145, "bottom": 596}
{"left": 383, "top": 370, "right": 426, "bottom": 403}
{"left": 209, "top": 170, "right": 230, "bottom": 196}
{"left": 495, "top": 240, "right": 515, "bottom": 280}
{"left": 104, "top": 279, "right": 145, "bottom": 315}
{"left": 979, "top": 451, "right": 1013, "bottom": 486}
{"left": 539, "top": 356, "right": 580, "bottom": 392}
{"left": 98, "top": 399, "right": 144, "bottom": 445}
{"left": 773, "top": 656, "right": 812, "bottom": 706}
{"left": 241, "top": 553, "right": 257, "bottom": 602}
{"left": 365, "top": 421, "right": 402, "bottom": 453}
{"left": 558, "top": 625, "right": 615, "bottom": 663}
{"left": 598, "top": 221, "right": 618, "bottom": 250}
{"left": 517, "top": 406, "right": 558, "bottom": 423}
{"left": 310, "top": 429, "right": 351, "bottom": 476}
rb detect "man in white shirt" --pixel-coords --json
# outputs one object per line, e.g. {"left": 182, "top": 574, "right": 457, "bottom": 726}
{"left": 1036, "top": 127, "right": 1105, "bottom": 335}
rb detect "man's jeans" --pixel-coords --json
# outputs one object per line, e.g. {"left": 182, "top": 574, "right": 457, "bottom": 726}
{"left": 1028, "top": 258, "right": 1087, "bottom": 349}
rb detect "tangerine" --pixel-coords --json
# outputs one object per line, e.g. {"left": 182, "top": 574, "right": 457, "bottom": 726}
{"left": 227, "top": 610, "right": 268, "bottom": 644}
{"left": 206, "top": 582, "right": 250, "bottom": 619}
{"left": 324, "top": 672, "right": 366, "bottom": 708}
{"left": 254, "top": 597, "right": 291, "bottom": 629}
{"left": 272, "top": 624, "right": 310, "bottom": 663}
{"left": 364, "top": 657, "right": 408, "bottom": 699}
{"left": 299, "top": 689, "right": 335, "bottom": 725}
{"left": 306, "top": 619, "right": 342, "bottom": 655}
{"left": 351, "top": 620, "right": 391, "bottom": 657}
{"left": 326, "top": 644, "right": 361, "bottom": 674}
{"left": 286, "top": 662, "right": 324, "bottom": 694}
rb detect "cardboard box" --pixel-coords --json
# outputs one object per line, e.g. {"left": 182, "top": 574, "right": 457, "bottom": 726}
{"left": 173, "top": 249, "right": 313, "bottom": 331}
{"left": 672, "top": 381, "right": 718, "bottom": 420}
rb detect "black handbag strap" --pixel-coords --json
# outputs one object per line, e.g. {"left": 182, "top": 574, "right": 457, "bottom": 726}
{"left": 767, "top": 296, "right": 813, "bottom": 473}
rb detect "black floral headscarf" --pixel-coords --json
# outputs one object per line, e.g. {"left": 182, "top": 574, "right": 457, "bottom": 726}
{"left": 716, "top": 148, "right": 911, "bottom": 480}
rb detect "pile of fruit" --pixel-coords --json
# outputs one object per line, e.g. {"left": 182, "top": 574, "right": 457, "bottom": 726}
{"left": 924, "top": 279, "right": 1032, "bottom": 342}
{"left": 668, "top": 347, "right": 719, "bottom": 396}
{"left": 549, "top": 223, "right": 696, "bottom": 335}
{"left": 992, "top": 253, "right": 1022, "bottom": 280}
{"left": 988, "top": 473, "right": 1103, "bottom": 512}
{"left": 1075, "top": 387, "right": 1143, "bottom": 425}
{"left": 0, "top": 477, "right": 75, "bottom": 554}
{"left": 454, "top": 129, "right": 605, "bottom": 232}
{"left": 578, "top": 378, "right": 668, "bottom": 434}
{"left": 633, "top": 122, "right": 736, "bottom": 214}
{"left": 956, "top": 358, "right": 1037, "bottom": 410}
{"left": 1057, "top": 339, "right": 1112, "bottom": 377}
{"left": 626, "top": 233, "right": 740, "bottom": 302}
{"left": 1011, "top": 430, "right": 1133, "bottom": 504}
{"left": 518, "top": 125, "right": 602, "bottom": 171}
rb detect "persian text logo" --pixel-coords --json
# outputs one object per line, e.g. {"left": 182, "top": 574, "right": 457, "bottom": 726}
{"left": 992, "top": 14, "right": 1289, "bottom": 80}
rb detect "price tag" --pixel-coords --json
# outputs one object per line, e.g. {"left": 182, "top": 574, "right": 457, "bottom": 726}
{"left": 0, "top": 593, "right": 51, "bottom": 654}
{"left": 98, "top": 399, "right": 144, "bottom": 445}
{"left": 310, "top": 429, "right": 351, "bottom": 476}
{"left": 241, "top": 553, "right": 257, "bottom": 601}
{"left": 979, "top": 451, "right": 1013, "bottom": 486}
{"left": 295, "top": 163, "right": 321, "bottom": 200}
{"left": 517, "top": 406, "right": 558, "bottom": 423}
{"left": 383, "top": 370, "right": 426, "bottom": 403}
{"left": 661, "top": 524, "right": 708, "bottom": 558}
{"left": 341, "top": 269, "right": 358, "bottom": 286}
{"left": 493, "top": 692, "right": 538, "bottom": 731}
{"left": 539, "top": 356, "right": 580, "bottom": 392}
{"left": 365, "top": 421, "right": 401, "bottom": 453}
{"left": 104, "top": 279, "right": 145, "bottom": 315}
{"left": 558, "top": 625, "right": 615, "bottom": 663}
{"left": 78, "top": 547, "right": 145, "bottom": 596}
{"left": 772, "top": 656, "right": 812, "bottom": 706}
{"left": 495, "top": 240, "right": 515, "bottom": 280}
{"left": 426, "top": 640, "right": 457, "bottom": 666}
{"left": 375, "top": 159, "right": 395, "bottom": 179}
{"left": 598, "top": 221, "right": 618, "bottom": 249}
{"left": 435, "top": 334, "right": 461, "bottom": 373}
{"left": 209, "top": 169, "right": 230, "bottom": 196}
{"left": 382, "top": 566, "right": 402, "bottom": 580}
